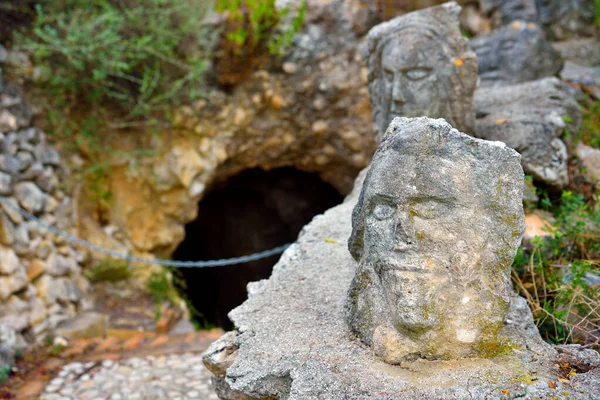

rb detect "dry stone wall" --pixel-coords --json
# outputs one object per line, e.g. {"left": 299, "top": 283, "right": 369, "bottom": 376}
{"left": 0, "top": 76, "right": 89, "bottom": 347}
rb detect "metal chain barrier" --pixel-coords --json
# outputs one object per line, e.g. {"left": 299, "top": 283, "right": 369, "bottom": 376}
{"left": 0, "top": 195, "right": 292, "bottom": 268}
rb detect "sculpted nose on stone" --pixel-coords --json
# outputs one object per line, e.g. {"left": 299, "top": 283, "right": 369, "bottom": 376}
{"left": 476, "top": 46, "right": 499, "bottom": 73}
{"left": 392, "top": 215, "right": 416, "bottom": 252}
{"left": 391, "top": 78, "right": 406, "bottom": 109}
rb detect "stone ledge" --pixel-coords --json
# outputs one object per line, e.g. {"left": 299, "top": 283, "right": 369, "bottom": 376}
{"left": 203, "top": 172, "right": 600, "bottom": 399}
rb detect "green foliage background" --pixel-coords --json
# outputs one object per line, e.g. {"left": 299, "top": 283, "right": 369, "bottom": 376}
{"left": 514, "top": 191, "right": 600, "bottom": 346}
{"left": 16, "top": 0, "right": 216, "bottom": 123}
{"left": 13, "top": 0, "right": 305, "bottom": 129}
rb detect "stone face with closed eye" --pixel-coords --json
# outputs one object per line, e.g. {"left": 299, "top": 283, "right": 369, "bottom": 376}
{"left": 347, "top": 117, "right": 525, "bottom": 364}
{"left": 470, "top": 21, "right": 563, "bottom": 88}
{"left": 366, "top": 1, "right": 477, "bottom": 143}
{"left": 537, "top": 0, "right": 596, "bottom": 40}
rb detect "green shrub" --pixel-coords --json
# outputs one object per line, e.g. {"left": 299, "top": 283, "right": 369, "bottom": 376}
{"left": 214, "top": 0, "right": 305, "bottom": 84}
{"left": 564, "top": 98, "right": 600, "bottom": 148}
{"left": 216, "top": 0, "right": 305, "bottom": 55}
{"left": 146, "top": 269, "right": 179, "bottom": 321}
{"left": 0, "top": 367, "right": 10, "bottom": 384}
{"left": 513, "top": 191, "right": 600, "bottom": 346}
{"left": 14, "top": 0, "right": 307, "bottom": 123}
{"left": 147, "top": 270, "right": 172, "bottom": 304}
{"left": 86, "top": 258, "right": 131, "bottom": 283}
{"left": 15, "top": 0, "right": 216, "bottom": 122}
{"left": 580, "top": 99, "right": 600, "bottom": 148}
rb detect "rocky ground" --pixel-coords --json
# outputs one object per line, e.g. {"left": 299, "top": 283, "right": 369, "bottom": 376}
{"left": 39, "top": 354, "right": 217, "bottom": 400}
{"left": 10, "top": 328, "right": 222, "bottom": 399}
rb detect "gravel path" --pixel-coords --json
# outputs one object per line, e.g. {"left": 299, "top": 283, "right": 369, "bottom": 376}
{"left": 39, "top": 353, "right": 218, "bottom": 400}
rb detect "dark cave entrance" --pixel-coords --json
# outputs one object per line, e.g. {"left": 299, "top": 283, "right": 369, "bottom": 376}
{"left": 172, "top": 167, "right": 343, "bottom": 329}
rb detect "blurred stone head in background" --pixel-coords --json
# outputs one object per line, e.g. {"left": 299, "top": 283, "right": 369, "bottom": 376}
{"left": 470, "top": 21, "right": 563, "bottom": 87}
{"left": 480, "top": 0, "right": 538, "bottom": 25}
{"left": 536, "top": 0, "right": 596, "bottom": 39}
{"left": 367, "top": 2, "right": 477, "bottom": 143}
{"left": 480, "top": 0, "right": 596, "bottom": 40}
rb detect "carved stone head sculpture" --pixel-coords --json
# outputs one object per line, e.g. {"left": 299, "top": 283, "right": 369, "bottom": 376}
{"left": 346, "top": 117, "right": 525, "bottom": 364}
{"left": 367, "top": 2, "right": 477, "bottom": 143}
{"left": 480, "top": 0, "right": 538, "bottom": 26}
{"left": 536, "top": 0, "right": 596, "bottom": 40}
{"left": 470, "top": 21, "right": 563, "bottom": 87}
{"left": 480, "top": 0, "right": 595, "bottom": 40}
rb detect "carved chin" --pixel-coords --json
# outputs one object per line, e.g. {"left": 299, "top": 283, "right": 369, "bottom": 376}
{"left": 394, "top": 303, "right": 440, "bottom": 333}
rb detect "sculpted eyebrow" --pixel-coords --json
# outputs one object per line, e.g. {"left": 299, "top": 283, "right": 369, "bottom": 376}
{"left": 370, "top": 193, "right": 397, "bottom": 205}
{"left": 410, "top": 193, "right": 456, "bottom": 204}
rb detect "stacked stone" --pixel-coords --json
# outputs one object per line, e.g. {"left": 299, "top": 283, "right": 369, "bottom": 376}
{"left": 0, "top": 79, "right": 89, "bottom": 350}
{"left": 466, "top": 0, "right": 600, "bottom": 190}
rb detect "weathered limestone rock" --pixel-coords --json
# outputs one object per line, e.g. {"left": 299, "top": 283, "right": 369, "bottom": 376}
{"left": 0, "top": 324, "right": 26, "bottom": 353}
{"left": 474, "top": 78, "right": 582, "bottom": 188}
{"left": 552, "top": 38, "right": 600, "bottom": 67}
{"left": 39, "top": 148, "right": 61, "bottom": 166}
{"left": 0, "top": 198, "right": 22, "bottom": 224}
{"left": 14, "top": 182, "right": 46, "bottom": 214}
{"left": 203, "top": 120, "right": 599, "bottom": 398}
{"left": 470, "top": 21, "right": 563, "bottom": 87}
{"left": 523, "top": 210, "right": 555, "bottom": 242}
{"left": 460, "top": 2, "right": 492, "bottom": 37}
{"left": 29, "top": 297, "right": 47, "bottom": 327}
{"left": 367, "top": 1, "right": 477, "bottom": 142}
{"left": 36, "top": 166, "right": 58, "bottom": 193}
{"left": 480, "top": 0, "right": 596, "bottom": 40}
{"left": 346, "top": 118, "right": 524, "bottom": 363}
{"left": 561, "top": 61, "right": 600, "bottom": 99}
{"left": 26, "top": 259, "right": 45, "bottom": 282}
{"left": 536, "top": 0, "right": 596, "bottom": 41}
{"left": 480, "top": 0, "right": 538, "bottom": 27}
{"left": 45, "top": 253, "right": 74, "bottom": 277}
{"left": 0, "top": 246, "right": 19, "bottom": 275}
{"left": 0, "top": 324, "right": 26, "bottom": 373}
{"left": 0, "top": 155, "right": 20, "bottom": 175}
{"left": 0, "top": 270, "right": 27, "bottom": 301}
{"left": 0, "top": 172, "right": 11, "bottom": 195}
{"left": 0, "top": 212, "right": 14, "bottom": 245}
{"left": 577, "top": 143, "right": 600, "bottom": 185}
{"left": 54, "top": 312, "right": 108, "bottom": 340}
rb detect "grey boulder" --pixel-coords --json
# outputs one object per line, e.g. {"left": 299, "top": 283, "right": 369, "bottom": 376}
{"left": 14, "top": 182, "right": 47, "bottom": 214}
{"left": 474, "top": 77, "right": 582, "bottom": 188}
{"left": 560, "top": 61, "right": 600, "bottom": 99}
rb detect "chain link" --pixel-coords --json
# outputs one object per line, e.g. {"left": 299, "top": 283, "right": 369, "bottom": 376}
{"left": 0, "top": 195, "right": 292, "bottom": 267}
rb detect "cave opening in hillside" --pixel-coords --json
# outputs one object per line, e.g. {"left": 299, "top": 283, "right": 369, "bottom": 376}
{"left": 172, "top": 167, "right": 344, "bottom": 330}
